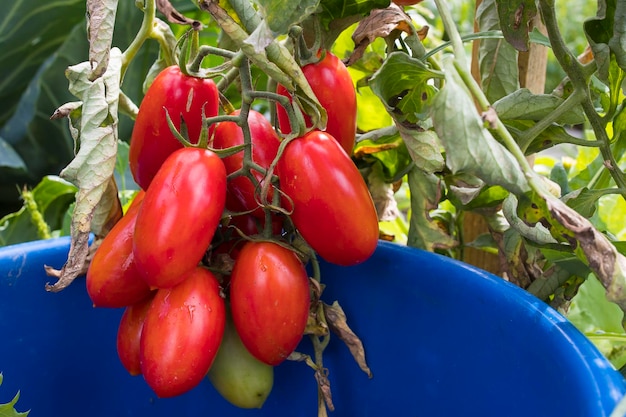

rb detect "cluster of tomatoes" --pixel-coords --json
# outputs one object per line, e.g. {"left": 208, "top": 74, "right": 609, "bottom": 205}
{"left": 85, "top": 50, "right": 379, "bottom": 408}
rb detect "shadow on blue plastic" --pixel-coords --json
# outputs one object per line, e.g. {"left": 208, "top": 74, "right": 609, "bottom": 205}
{"left": 1, "top": 237, "right": 624, "bottom": 416}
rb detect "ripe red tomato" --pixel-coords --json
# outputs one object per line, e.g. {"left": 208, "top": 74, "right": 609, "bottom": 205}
{"left": 276, "top": 51, "right": 356, "bottom": 155}
{"left": 140, "top": 267, "right": 225, "bottom": 398}
{"left": 133, "top": 147, "right": 226, "bottom": 288}
{"left": 230, "top": 241, "right": 310, "bottom": 366}
{"left": 86, "top": 201, "right": 152, "bottom": 308}
{"left": 129, "top": 66, "right": 219, "bottom": 190}
{"left": 277, "top": 131, "right": 379, "bottom": 266}
{"left": 116, "top": 295, "right": 154, "bottom": 376}
{"left": 213, "top": 109, "right": 281, "bottom": 219}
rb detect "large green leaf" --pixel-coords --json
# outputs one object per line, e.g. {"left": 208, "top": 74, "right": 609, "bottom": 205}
{"left": 476, "top": 0, "right": 519, "bottom": 102}
{"left": 431, "top": 59, "right": 529, "bottom": 196}
{"left": 0, "top": 0, "right": 86, "bottom": 126}
{"left": 0, "top": 0, "right": 160, "bottom": 216}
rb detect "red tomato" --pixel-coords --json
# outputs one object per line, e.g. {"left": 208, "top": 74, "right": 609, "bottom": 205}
{"left": 230, "top": 241, "right": 310, "bottom": 366}
{"left": 213, "top": 110, "right": 281, "bottom": 219}
{"left": 276, "top": 51, "right": 356, "bottom": 155}
{"left": 86, "top": 202, "right": 152, "bottom": 308}
{"left": 133, "top": 147, "right": 226, "bottom": 288}
{"left": 116, "top": 294, "right": 154, "bottom": 376}
{"left": 140, "top": 267, "right": 225, "bottom": 398}
{"left": 129, "top": 66, "right": 219, "bottom": 190}
{"left": 277, "top": 131, "right": 379, "bottom": 266}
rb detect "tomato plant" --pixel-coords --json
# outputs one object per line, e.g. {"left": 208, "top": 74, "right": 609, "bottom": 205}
{"left": 229, "top": 241, "right": 310, "bottom": 366}
{"left": 116, "top": 295, "right": 154, "bottom": 377}
{"left": 86, "top": 200, "right": 152, "bottom": 308}
{"left": 23, "top": 0, "right": 626, "bottom": 412}
{"left": 276, "top": 51, "right": 357, "bottom": 155}
{"left": 278, "top": 130, "right": 379, "bottom": 266}
{"left": 128, "top": 66, "right": 219, "bottom": 190}
{"left": 140, "top": 267, "right": 225, "bottom": 398}
{"left": 133, "top": 147, "right": 226, "bottom": 288}
{"left": 213, "top": 109, "right": 281, "bottom": 219}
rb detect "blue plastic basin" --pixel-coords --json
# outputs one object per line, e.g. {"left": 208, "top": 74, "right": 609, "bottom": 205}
{"left": 0, "top": 237, "right": 624, "bottom": 416}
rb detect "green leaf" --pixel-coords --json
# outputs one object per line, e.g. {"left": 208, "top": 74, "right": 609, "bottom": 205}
{"left": 0, "top": 0, "right": 86, "bottom": 126}
{"left": 255, "top": 0, "right": 319, "bottom": 35}
{"left": 493, "top": 88, "right": 585, "bottom": 125}
{"left": 355, "top": 130, "right": 412, "bottom": 181}
{"left": 584, "top": 0, "right": 626, "bottom": 82}
{"left": 504, "top": 119, "right": 583, "bottom": 155}
{"left": 398, "top": 127, "right": 444, "bottom": 175}
{"left": 317, "top": 0, "right": 391, "bottom": 30}
{"left": 0, "top": 374, "right": 29, "bottom": 416}
{"left": 406, "top": 166, "right": 456, "bottom": 251}
{"left": 476, "top": 0, "right": 519, "bottom": 102}
{"left": 562, "top": 187, "right": 617, "bottom": 218}
{"left": 495, "top": 0, "right": 537, "bottom": 52}
{"left": 431, "top": 59, "right": 529, "bottom": 195}
{"left": 0, "top": 0, "right": 159, "bottom": 214}
{"left": 568, "top": 274, "right": 626, "bottom": 368}
{"left": 0, "top": 176, "right": 77, "bottom": 246}
{"left": 0, "top": 138, "right": 27, "bottom": 174}
{"left": 370, "top": 51, "right": 444, "bottom": 124}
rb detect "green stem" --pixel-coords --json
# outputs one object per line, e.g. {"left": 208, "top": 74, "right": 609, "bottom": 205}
{"left": 121, "top": 0, "right": 156, "bottom": 79}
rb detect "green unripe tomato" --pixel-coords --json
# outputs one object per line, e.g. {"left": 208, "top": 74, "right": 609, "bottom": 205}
{"left": 208, "top": 310, "right": 274, "bottom": 409}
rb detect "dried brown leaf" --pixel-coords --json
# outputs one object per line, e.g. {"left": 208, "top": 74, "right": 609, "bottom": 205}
{"left": 323, "top": 301, "right": 373, "bottom": 378}
{"left": 315, "top": 368, "right": 335, "bottom": 412}
{"left": 157, "top": 0, "right": 200, "bottom": 27}
{"left": 348, "top": 4, "right": 414, "bottom": 66}
{"left": 44, "top": 237, "right": 102, "bottom": 291}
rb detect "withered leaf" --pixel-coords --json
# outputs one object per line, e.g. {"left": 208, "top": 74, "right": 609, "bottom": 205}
{"left": 315, "top": 368, "right": 335, "bottom": 412}
{"left": 323, "top": 301, "right": 373, "bottom": 378}
{"left": 348, "top": 4, "right": 417, "bottom": 66}
{"left": 157, "top": 0, "right": 200, "bottom": 26}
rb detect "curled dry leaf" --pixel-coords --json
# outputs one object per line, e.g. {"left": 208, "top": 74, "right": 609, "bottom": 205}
{"left": 545, "top": 197, "right": 626, "bottom": 311}
{"left": 347, "top": 4, "right": 423, "bottom": 66}
{"left": 86, "top": 0, "right": 117, "bottom": 80}
{"left": 156, "top": 0, "right": 200, "bottom": 27}
{"left": 315, "top": 367, "right": 335, "bottom": 412}
{"left": 323, "top": 301, "right": 373, "bottom": 378}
